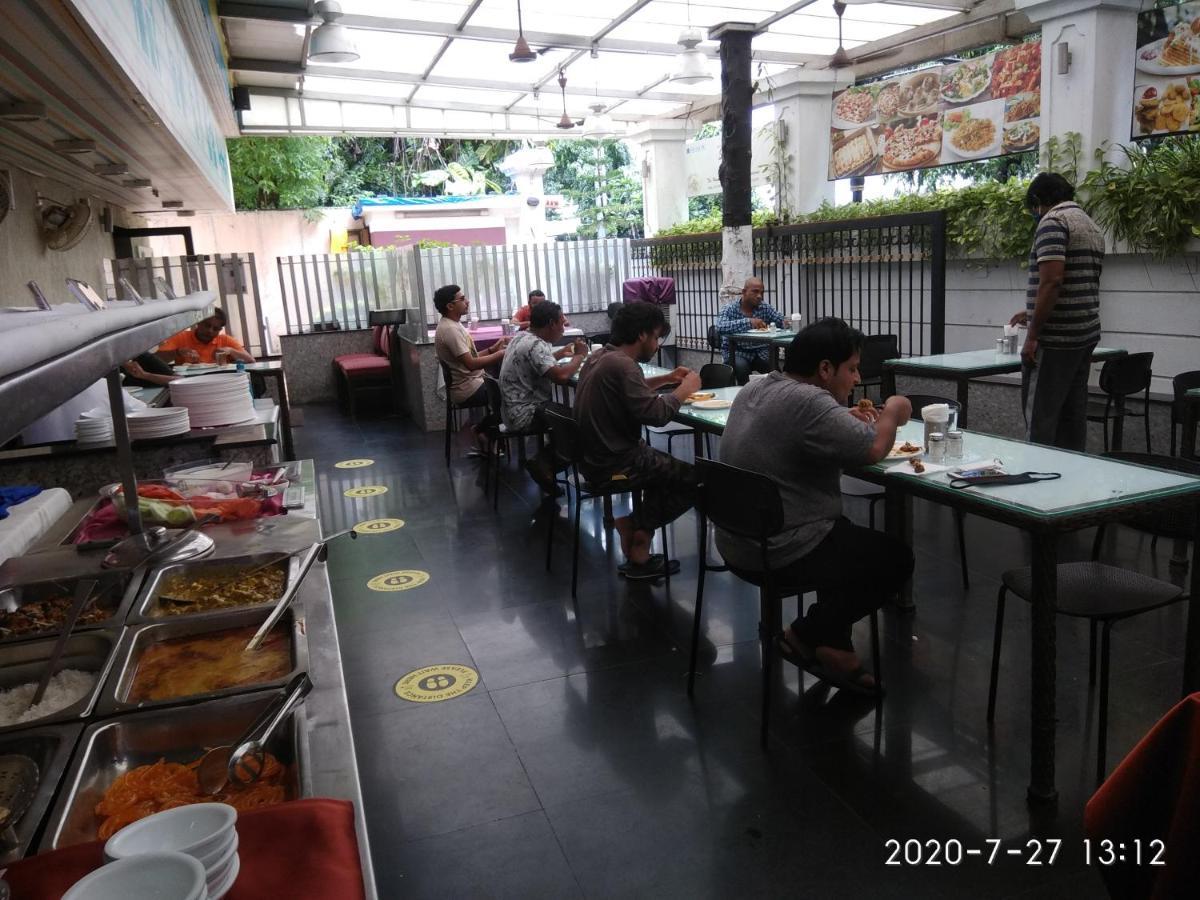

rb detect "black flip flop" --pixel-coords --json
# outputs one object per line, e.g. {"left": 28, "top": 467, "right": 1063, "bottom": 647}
{"left": 775, "top": 635, "right": 881, "bottom": 698}
{"left": 621, "top": 557, "right": 680, "bottom": 581}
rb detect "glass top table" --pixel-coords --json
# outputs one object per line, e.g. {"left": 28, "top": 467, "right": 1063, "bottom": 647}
{"left": 881, "top": 347, "right": 1126, "bottom": 428}
{"left": 726, "top": 329, "right": 796, "bottom": 368}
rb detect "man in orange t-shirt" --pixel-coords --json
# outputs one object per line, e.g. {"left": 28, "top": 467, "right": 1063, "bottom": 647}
{"left": 157, "top": 307, "right": 255, "bottom": 364}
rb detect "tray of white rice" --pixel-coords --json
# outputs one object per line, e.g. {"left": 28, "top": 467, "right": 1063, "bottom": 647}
{"left": 0, "top": 631, "right": 117, "bottom": 734}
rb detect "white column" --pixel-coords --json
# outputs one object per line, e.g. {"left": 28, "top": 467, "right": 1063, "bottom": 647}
{"left": 767, "top": 75, "right": 842, "bottom": 216}
{"left": 499, "top": 146, "right": 554, "bottom": 242}
{"left": 626, "top": 120, "right": 691, "bottom": 236}
{"left": 1015, "top": 0, "right": 1143, "bottom": 169}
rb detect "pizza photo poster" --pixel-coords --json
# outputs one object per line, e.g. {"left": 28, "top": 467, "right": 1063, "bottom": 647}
{"left": 827, "top": 39, "right": 1042, "bottom": 181}
{"left": 1132, "top": 1, "right": 1200, "bottom": 139}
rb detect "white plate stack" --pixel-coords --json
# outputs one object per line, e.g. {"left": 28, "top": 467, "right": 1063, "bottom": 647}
{"left": 75, "top": 407, "right": 114, "bottom": 443}
{"left": 169, "top": 372, "right": 256, "bottom": 428}
{"left": 126, "top": 406, "right": 192, "bottom": 440}
{"left": 103, "top": 803, "right": 241, "bottom": 899}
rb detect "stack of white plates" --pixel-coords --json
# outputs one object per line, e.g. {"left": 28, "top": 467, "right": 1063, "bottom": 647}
{"left": 75, "top": 407, "right": 114, "bottom": 443}
{"left": 126, "top": 406, "right": 192, "bottom": 440}
{"left": 169, "top": 373, "right": 256, "bottom": 428}
{"left": 104, "top": 804, "right": 240, "bottom": 899}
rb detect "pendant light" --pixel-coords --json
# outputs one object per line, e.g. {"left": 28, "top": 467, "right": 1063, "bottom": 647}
{"left": 830, "top": 2, "right": 851, "bottom": 69}
{"left": 669, "top": 1, "right": 712, "bottom": 85}
{"left": 510, "top": 0, "right": 538, "bottom": 62}
{"left": 308, "top": 1, "right": 358, "bottom": 64}
{"left": 555, "top": 70, "right": 574, "bottom": 129}
{"left": 582, "top": 103, "right": 615, "bottom": 138}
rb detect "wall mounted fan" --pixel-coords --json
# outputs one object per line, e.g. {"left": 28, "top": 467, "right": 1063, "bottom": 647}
{"left": 37, "top": 194, "right": 92, "bottom": 251}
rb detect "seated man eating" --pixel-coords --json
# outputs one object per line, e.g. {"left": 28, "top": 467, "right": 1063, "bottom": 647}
{"left": 574, "top": 302, "right": 701, "bottom": 580}
{"left": 498, "top": 300, "right": 588, "bottom": 497}
{"left": 714, "top": 277, "right": 785, "bottom": 384}
{"left": 157, "top": 307, "right": 254, "bottom": 365}
{"left": 717, "top": 317, "right": 914, "bottom": 696}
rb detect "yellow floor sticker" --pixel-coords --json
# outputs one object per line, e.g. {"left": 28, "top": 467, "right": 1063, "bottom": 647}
{"left": 395, "top": 664, "right": 479, "bottom": 703}
{"left": 335, "top": 458, "right": 375, "bottom": 469}
{"left": 353, "top": 517, "right": 405, "bottom": 534}
{"left": 344, "top": 485, "right": 387, "bottom": 498}
{"left": 367, "top": 570, "right": 429, "bottom": 592}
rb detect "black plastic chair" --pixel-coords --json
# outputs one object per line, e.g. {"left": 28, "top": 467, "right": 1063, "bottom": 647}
{"left": 987, "top": 451, "right": 1200, "bottom": 785}
{"left": 1170, "top": 370, "right": 1200, "bottom": 457}
{"left": 840, "top": 393, "right": 971, "bottom": 588}
{"left": 707, "top": 324, "right": 722, "bottom": 364}
{"left": 645, "top": 363, "right": 735, "bottom": 458}
{"left": 854, "top": 334, "right": 899, "bottom": 403}
{"left": 688, "top": 458, "right": 882, "bottom": 748}
{"left": 542, "top": 408, "right": 672, "bottom": 597}
{"left": 480, "top": 375, "right": 547, "bottom": 509}
{"left": 1087, "top": 352, "right": 1154, "bottom": 452}
{"left": 440, "top": 361, "right": 489, "bottom": 467}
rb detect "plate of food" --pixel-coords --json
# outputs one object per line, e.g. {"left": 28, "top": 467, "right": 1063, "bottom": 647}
{"left": 832, "top": 86, "right": 877, "bottom": 129}
{"left": 830, "top": 127, "right": 879, "bottom": 179}
{"left": 1137, "top": 20, "right": 1200, "bottom": 76}
{"left": 886, "top": 440, "right": 924, "bottom": 460}
{"left": 685, "top": 391, "right": 715, "bottom": 404}
{"left": 875, "top": 81, "right": 902, "bottom": 122}
{"left": 692, "top": 399, "right": 733, "bottom": 410}
{"left": 944, "top": 106, "right": 1002, "bottom": 159}
{"left": 940, "top": 59, "right": 992, "bottom": 105}
{"left": 1002, "top": 120, "right": 1040, "bottom": 153}
{"left": 880, "top": 117, "right": 943, "bottom": 171}
{"left": 1133, "top": 81, "right": 1194, "bottom": 134}
{"left": 1004, "top": 91, "right": 1040, "bottom": 124}
{"left": 991, "top": 42, "right": 1041, "bottom": 98}
{"left": 897, "top": 71, "right": 940, "bottom": 117}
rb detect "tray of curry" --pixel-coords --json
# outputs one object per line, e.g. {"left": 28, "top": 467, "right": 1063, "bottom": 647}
{"left": 128, "top": 551, "right": 300, "bottom": 624}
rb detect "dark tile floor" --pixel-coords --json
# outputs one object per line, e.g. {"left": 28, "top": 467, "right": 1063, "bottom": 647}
{"left": 295, "top": 404, "right": 1192, "bottom": 899}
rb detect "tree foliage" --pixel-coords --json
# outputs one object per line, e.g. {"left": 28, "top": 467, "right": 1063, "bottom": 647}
{"left": 543, "top": 139, "right": 644, "bottom": 239}
{"left": 227, "top": 136, "right": 340, "bottom": 210}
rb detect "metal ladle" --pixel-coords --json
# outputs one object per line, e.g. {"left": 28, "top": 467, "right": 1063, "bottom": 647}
{"left": 195, "top": 672, "right": 311, "bottom": 796}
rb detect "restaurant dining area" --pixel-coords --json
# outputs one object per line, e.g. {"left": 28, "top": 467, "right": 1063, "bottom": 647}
{"left": 2, "top": 0, "right": 1200, "bottom": 898}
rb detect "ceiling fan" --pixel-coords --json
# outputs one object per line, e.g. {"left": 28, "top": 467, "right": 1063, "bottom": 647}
{"left": 37, "top": 194, "right": 93, "bottom": 251}
{"left": 555, "top": 70, "right": 582, "bottom": 129}
{"left": 828, "top": 0, "right": 901, "bottom": 70}
{"left": 509, "top": 0, "right": 537, "bottom": 62}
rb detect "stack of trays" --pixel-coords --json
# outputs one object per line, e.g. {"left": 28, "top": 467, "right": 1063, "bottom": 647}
{"left": 126, "top": 407, "right": 191, "bottom": 440}
{"left": 74, "top": 407, "right": 113, "bottom": 443}
{"left": 168, "top": 373, "right": 255, "bottom": 428}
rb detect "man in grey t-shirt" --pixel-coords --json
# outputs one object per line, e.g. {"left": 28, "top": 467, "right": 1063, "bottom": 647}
{"left": 498, "top": 301, "right": 587, "bottom": 495}
{"left": 718, "top": 318, "right": 914, "bottom": 696}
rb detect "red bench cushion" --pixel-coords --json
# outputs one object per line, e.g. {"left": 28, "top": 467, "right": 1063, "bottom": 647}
{"left": 334, "top": 354, "right": 391, "bottom": 377}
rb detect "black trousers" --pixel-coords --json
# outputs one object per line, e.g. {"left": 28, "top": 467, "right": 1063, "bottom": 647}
{"left": 742, "top": 517, "right": 913, "bottom": 653}
{"left": 585, "top": 444, "right": 697, "bottom": 534}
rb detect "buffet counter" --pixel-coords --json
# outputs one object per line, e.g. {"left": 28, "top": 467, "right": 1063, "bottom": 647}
{"left": 0, "top": 460, "right": 377, "bottom": 898}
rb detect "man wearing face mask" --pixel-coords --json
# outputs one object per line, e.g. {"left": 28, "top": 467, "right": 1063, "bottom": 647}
{"left": 1010, "top": 173, "right": 1105, "bottom": 451}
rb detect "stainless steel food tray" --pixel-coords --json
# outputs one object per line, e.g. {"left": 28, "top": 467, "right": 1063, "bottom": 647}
{"left": 0, "top": 630, "right": 118, "bottom": 735}
{"left": 39, "top": 688, "right": 308, "bottom": 851}
{"left": 96, "top": 606, "right": 308, "bottom": 716}
{"left": 0, "top": 570, "right": 140, "bottom": 646}
{"left": 0, "top": 722, "right": 84, "bottom": 864}
{"left": 129, "top": 551, "right": 301, "bottom": 624}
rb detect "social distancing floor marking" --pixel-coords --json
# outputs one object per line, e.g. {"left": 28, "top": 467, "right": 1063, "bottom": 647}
{"left": 353, "top": 517, "right": 405, "bottom": 534}
{"left": 367, "top": 570, "right": 429, "bottom": 592}
{"left": 335, "top": 458, "right": 375, "bottom": 469}
{"left": 394, "top": 664, "right": 479, "bottom": 703}
{"left": 344, "top": 485, "right": 387, "bottom": 498}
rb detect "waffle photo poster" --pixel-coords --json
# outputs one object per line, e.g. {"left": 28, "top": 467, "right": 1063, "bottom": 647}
{"left": 1132, "top": 1, "right": 1200, "bottom": 138}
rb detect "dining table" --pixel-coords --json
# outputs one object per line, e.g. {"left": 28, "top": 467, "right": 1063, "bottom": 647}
{"left": 673, "top": 385, "right": 1200, "bottom": 805}
{"left": 881, "top": 346, "right": 1126, "bottom": 429}
{"left": 725, "top": 328, "right": 796, "bottom": 370}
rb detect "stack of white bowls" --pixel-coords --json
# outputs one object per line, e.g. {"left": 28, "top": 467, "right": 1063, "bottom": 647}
{"left": 100, "top": 803, "right": 241, "bottom": 899}
{"left": 63, "top": 851, "right": 208, "bottom": 900}
{"left": 169, "top": 372, "right": 255, "bottom": 428}
{"left": 75, "top": 407, "right": 114, "bottom": 443}
{"left": 126, "top": 406, "right": 192, "bottom": 439}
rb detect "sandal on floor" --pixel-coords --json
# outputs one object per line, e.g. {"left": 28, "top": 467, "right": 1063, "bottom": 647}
{"left": 775, "top": 634, "right": 819, "bottom": 673}
{"left": 619, "top": 553, "right": 664, "bottom": 574}
{"left": 620, "top": 556, "right": 680, "bottom": 580}
{"left": 775, "top": 635, "right": 881, "bottom": 698}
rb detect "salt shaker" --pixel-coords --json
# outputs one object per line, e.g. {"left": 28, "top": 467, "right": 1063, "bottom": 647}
{"left": 946, "top": 430, "right": 964, "bottom": 459}
{"left": 928, "top": 432, "right": 946, "bottom": 463}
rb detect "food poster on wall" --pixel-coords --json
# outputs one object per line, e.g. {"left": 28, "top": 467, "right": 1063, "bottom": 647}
{"left": 827, "top": 39, "right": 1042, "bottom": 180}
{"left": 1132, "top": 1, "right": 1200, "bottom": 139}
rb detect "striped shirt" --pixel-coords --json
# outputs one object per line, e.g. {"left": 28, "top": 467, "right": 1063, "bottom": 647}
{"left": 1026, "top": 201, "right": 1104, "bottom": 349}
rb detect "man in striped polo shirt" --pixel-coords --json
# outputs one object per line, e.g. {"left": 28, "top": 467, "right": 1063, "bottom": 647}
{"left": 1009, "top": 173, "right": 1105, "bottom": 450}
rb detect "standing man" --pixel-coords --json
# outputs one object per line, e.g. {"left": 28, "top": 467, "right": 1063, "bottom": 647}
{"left": 718, "top": 318, "right": 913, "bottom": 695}
{"left": 714, "top": 277, "right": 786, "bottom": 383}
{"left": 574, "top": 303, "right": 701, "bottom": 580}
{"left": 1011, "top": 173, "right": 1105, "bottom": 450}
{"left": 499, "top": 301, "right": 587, "bottom": 497}
{"left": 434, "top": 284, "right": 509, "bottom": 456}
{"left": 157, "top": 307, "right": 254, "bottom": 365}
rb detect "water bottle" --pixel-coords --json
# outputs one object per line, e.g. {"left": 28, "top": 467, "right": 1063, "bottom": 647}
{"left": 236, "top": 361, "right": 253, "bottom": 402}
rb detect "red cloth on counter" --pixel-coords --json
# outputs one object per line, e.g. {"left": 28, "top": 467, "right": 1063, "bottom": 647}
{"left": 1084, "top": 691, "right": 1200, "bottom": 899}
{"left": 5, "top": 798, "right": 367, "bottom": 899}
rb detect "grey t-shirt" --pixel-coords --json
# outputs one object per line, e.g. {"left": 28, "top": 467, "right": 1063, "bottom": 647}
{"left": 716, "top": 372, "right": 874, "bottom": 570}
{"left": 498, "top": 330, "right": 557, "bottom": 430}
